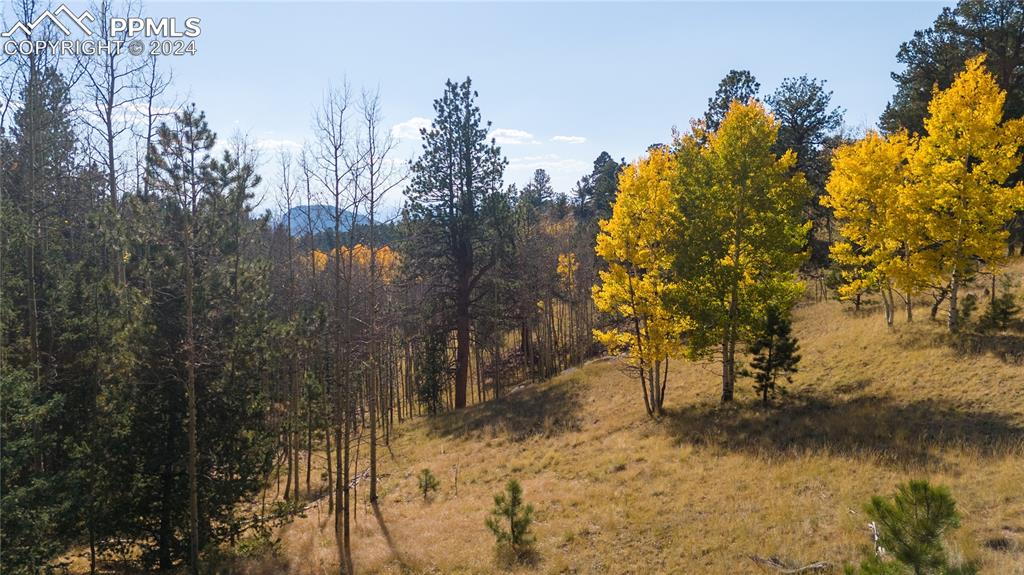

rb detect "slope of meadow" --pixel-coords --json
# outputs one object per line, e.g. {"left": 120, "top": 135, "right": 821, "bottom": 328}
{"left": 261, "top": 263, "right": 1024, "bottom": 575}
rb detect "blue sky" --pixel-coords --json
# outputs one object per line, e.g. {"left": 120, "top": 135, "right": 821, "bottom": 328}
{"left": 139, "top": 1, "right": 948, "bottom": 211}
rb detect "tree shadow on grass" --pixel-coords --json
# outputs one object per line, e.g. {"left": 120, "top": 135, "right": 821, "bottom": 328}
{"left": 371, "top": 502, "right": 410, "bottom": 570}
{"left": 950, "top": 331, "right": 1024, "bottom": 364}
{"left": 427, "top": 378, "right": 583, "bottom": 442}
{"left": 896, "top": 324, "right": 1024, "bottom": 365}
{"left": 664, "top": 392, "right": 1024, "bottom": 468}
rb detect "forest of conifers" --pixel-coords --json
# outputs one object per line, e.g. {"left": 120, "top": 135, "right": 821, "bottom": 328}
{"left": 1, "top": 1, "right": 1023, "bottom": 574}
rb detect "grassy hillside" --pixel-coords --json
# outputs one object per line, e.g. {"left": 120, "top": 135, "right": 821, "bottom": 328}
{"left": 256, "top": 265, "right": 1024, "bottom": 574}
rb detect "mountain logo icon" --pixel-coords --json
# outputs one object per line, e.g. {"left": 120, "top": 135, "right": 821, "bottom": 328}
{"left": 2, "top": 4, "right": 96, "bottom": 38}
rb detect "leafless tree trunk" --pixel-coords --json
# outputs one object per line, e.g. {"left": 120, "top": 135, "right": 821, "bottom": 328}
{"left": 312, "top": 83, "right": 355, "bottom": 575}
{"left": 80, "top": 0, "right": 145, "bottom": 284}
{"left": 135, "top": 56, "right": 174, "bottom": 197}
{"left": 355, "top": 88, "right": 404, "bottom": 504}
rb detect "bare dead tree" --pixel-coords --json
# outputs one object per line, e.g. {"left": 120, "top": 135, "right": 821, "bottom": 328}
{"left": 354, "top": 87, "right": 405, "bottom": 504}
{"left": 78, "top": 0, "right": 147, "bottom": 283}
{"left": 311, "top": 82, "right": 356, "bottom": 575}
{"left": 134, "top": 55, "right": 175, "bottom": 196}
{"left": 276, "top": 149, "right": 303, "bottom": 502}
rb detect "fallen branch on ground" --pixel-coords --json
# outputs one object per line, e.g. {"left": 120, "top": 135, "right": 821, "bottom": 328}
{"left": 748, "top": 555, "right": 832, "bottom": 573}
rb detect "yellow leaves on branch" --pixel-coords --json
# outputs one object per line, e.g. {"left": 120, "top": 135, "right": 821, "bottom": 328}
{"left": 593, "top": 102, "right": 812, "bottom": 372}
{"left": 592, "top": 147, "right": 691, "bottom": 368}
{"left": 908, "top": 55, "right": 1024, "bottom": 271}
{"left": 557, "top": 252, "right": 579, "bottom": 293}
{"left": 822, "top": 130, "right": 926, "bottom": 299}
{"left": 823, "top": 55, "right": 1024, "bottom": 303}
{"left": 693, "top": 100, "right": 811, "bottom": 281}
{"left": 673, "top": 101, "right": 810, "bottom": 352}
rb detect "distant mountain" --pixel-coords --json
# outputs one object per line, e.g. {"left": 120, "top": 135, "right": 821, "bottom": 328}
{"left": 277, "top": 205, "right": 369, "bottom": 236}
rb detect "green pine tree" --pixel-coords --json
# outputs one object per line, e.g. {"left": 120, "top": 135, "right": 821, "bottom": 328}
{"left": 977, "top": 277, "right": 1020, "bottom": 333}
{"left": 404, "top": 77, "right": 509, "bottom": 410}
{"left": 485, "top": 479, "right": 535, "bottom": 563}
{"left": 846, "top": 480, "right": 976, "bottom": 575}
{"left": 745, "top": 307, "right": 801, "bottom": 405}
{"left": 417, "top": 469, "right": 440, "bottom": 500}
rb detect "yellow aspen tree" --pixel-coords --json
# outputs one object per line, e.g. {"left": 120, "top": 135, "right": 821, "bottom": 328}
{"left": 305, "top": 249, "right": 329, "bottom": 273}
{"left": 672, "top": 102, "right": 810, "bottom": 402}
{"left": 906, "top": 55, "right": 1024, "bottom": 331}
{"left": 822, "top": 131, "right": 930, "bottom": 328}
{"left": 593, "top": 147, "right": 691, "bottom": 418}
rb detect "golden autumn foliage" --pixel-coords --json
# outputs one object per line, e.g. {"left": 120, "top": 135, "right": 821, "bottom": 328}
{"left": 593, "top": 102, "right": 811, "bottom": 410}
{"left": 907, "top": 55, "right": 1024, "bottom": 329}
{"left": 305, "top": 250, "right": 329, "bottom": 273}
{"left": 821, "top": 131, "right": 929, "bottom": 324}
{"left": 824, "top": 55, "right": 1024, "bottom": 330}
{"left": 556, "top": 252, "right": 579, "bottom": 294}
{"left": 592, "top": 147, "right": 691, "bottom": 416}
{"left": 325, "top": 244, "right": 400, "bottom": 282}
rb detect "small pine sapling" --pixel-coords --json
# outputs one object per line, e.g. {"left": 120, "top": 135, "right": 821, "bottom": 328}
{"left": 485, "top": 479, "right": 536, "bottom": 563}
{"left": 977, "top": 277, "right": 1020, "bottom": 332}
{"left": 744, "top": 307, "right": 800, "bottom": 405}
{"left": 417, "top": 468, "right": 439, "bottom": 501}
{"left": 959, "top": 293, "right": 979, "bottom": 324}
{"left": 416, "top": 332, "right": 448, "bottom": 414}
{"left": 846, "top": 480, "right": 976, "bottom": 575}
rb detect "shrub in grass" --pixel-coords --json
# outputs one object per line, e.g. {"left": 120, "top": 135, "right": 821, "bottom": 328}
{"left": 977, "top": 291, "right": 1020, "bottom": 332}
{"left": 485, "top": 479, "right": 536, "bottom": 564}
{"left": 417, "top": 468, "right": 439, "bottom": 500}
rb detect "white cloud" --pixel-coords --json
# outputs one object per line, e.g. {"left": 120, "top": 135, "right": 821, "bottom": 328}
{"left": 489, "top": 128, "right": 538, "bottom": 145}
{"left": 255, "top": 138, "right": 302, "bottom": 152}
{"left": 506, "top": 154, "right": 591, "bottom": 195}
{"left": 551, "top": 135, "right": 587, "bottom": 145}
{"left": 391, "top": 117, "right": 431, "bottom": 141}
{"left": 106, "top": 102, "right": 178, "bottom": 127}
{"left": 508, "top": 154, "right": 590, "bottom": 175}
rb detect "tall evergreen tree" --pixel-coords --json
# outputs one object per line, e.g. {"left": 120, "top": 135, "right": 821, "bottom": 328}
{"left": 704, "top": 70, "right": 761, "bottom": 133}
{"left": 404, "top": 78, "right": 508, "bottom": 409}
{"left": 881, "top": 0, "right": 1023, "bottom": 136}
{"left": 0, "top": 65, "right": 98, "bottom": 575}
{"left": 767, "top": 76, "right": 845, "bottom": 267}
{"left": 145, "top": 105, "right": 273, "bottom": 571}
{"left": 521, "top": 168, "right": 554, "bottom": 208}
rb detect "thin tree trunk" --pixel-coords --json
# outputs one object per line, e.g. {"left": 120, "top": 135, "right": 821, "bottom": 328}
{"left": 158, "top": 461, "right": 174, "bottom": 570}
{"left": 284, "top": 435, "right": 293, "bottom": 500}
{"left": 454, "top": 305, "right": 471, "bottom": 408}
{"left": 88, "top": 511, "right": 97, "bottom": 575}
{"left": 931, "top": 286, "right": 948, "bottom": 320}
{"left": 185, "top": 236, "right": 200, "bottom": 575}
{"left": 722, "top": 217, "right": 742, "bottom": 403}
{"left": 948, "top": 264, "right": 960, "bottom": 331}
{"left": 342, "top": 408, "right": 353, "bottom": 574}
{"left": 306, "top": 402, "right": 312, "bottom": 497}
{"left": 325, "top": 427, "right": 333, "bottom": 514}
{"left": 882, "top": 282, "right": 895, "bottom": 329}
{"left": 369, "top": 369, "right": 378, "bottom": 503}
{"left": 721, "top": 337, "right": 735, "bottom": 402}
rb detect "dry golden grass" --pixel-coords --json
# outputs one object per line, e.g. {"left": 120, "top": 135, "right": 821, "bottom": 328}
{"left": 255, "top": 263, "right": 1024, "bottom": 574}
